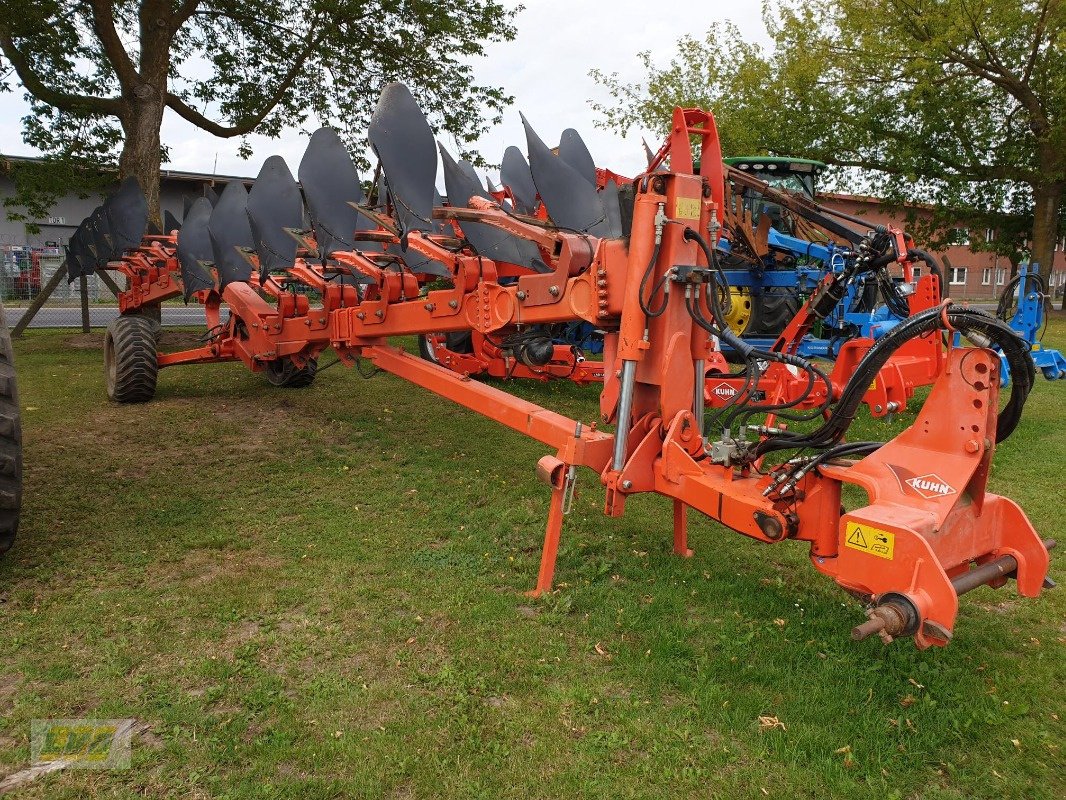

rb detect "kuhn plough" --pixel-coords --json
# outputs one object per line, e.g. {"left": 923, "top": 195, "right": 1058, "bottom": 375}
{"left": 421, "top": 144, "right": 951, "bottom": 421}
{"left": 73, "top": 84, "right": 1053, "bottom": 648}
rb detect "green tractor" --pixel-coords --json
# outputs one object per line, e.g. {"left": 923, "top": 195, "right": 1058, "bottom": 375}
{"left": 720, "top": 156, "right": 828, "bottom": 336}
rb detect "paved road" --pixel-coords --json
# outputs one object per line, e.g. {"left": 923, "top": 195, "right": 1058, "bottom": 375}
{"left": 17, "top": 306, "right": 209, "bottom": 329}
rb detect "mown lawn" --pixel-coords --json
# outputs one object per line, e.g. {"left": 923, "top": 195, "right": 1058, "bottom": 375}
{"left": 1, "top": 319, "right": 1063, "bottom": 799}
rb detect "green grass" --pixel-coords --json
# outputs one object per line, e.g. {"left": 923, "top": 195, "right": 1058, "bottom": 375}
{"left": 1, "top": 319, "right": 1063, "bottom": 799}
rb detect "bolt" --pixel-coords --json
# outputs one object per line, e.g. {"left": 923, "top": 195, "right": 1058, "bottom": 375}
{"left": 516, "top": 290, "right": 527, "bottom": 300}
{"left": 874, "top": 404, "right": 883, "bottom": 413}
{"left": 319, "top": 317, "right": 325, "bottom": 324}
{"left": 304, "top": 319, "right": 311, "bottom": 326}
{"left": 449, "top": 299, "right": 459, "bottom": 309}
{"left": 375, "top": 309, "right": 383, "bottom": 318}
{"left": 621, "top": 480, "right": 633, "bottom": 490}
{"left": 424, "top": 302, "right": 435, "bottom": 311}
{"left": 964, "top": 439, "right": 980, "bottom": 454}
{"left": 357, "top": 312, "right": 365, "bottom": 320}
{"left": 549, "top": 285, "right": 559, "bottom": 296}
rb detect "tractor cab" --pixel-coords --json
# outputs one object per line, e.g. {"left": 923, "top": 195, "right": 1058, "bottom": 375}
{"left": 724, "top": 157, "right": 826, "bottom": 236}
{"left": 724, "top": 156, "right": 824, "bottom": 198}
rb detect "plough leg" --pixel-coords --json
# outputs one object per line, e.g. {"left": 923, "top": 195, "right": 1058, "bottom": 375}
{"left": 673, "top": 499, "right": 694, "bottom": 557}
{"left": 530, "top": 474, "right": 568, "bottom": 596}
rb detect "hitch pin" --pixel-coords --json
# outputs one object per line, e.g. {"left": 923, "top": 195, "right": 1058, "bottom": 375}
{"left": 563, "top": 422, "right": 582, "bottom": 515}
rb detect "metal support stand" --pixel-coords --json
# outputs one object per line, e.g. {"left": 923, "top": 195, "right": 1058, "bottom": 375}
{"left": 673, "top": 499, "right": 694, "bottom": 557}
{"left": 530, "top": 474, "right": 568, "bottom": 596}
{"left": 12, "top": 260, "right": 68, "bottom": 337}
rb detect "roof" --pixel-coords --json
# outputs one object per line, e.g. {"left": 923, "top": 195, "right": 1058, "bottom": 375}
{"left": 724, "top": 156, "right": 827, "bottom": 172}
{"left": 0, "top": 153, "right": 254, "bottom": 184}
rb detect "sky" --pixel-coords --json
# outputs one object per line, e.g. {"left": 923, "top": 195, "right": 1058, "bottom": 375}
{"left": 0, "top": 1, "right": 771, "bottom": 183}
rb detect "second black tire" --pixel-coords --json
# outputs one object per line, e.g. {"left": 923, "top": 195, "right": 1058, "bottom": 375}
{"left": 105, "top": 314, "right": 160, "bottom": 403}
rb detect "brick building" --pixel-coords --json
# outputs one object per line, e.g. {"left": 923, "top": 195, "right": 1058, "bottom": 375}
{"left": 819, "top": 192, "right": 1066, "bottom": 300}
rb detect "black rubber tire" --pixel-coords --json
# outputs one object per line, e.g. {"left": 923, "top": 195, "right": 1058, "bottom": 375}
{"left": 105, "top": 315, "right": 159, "bottom": 403}
{"left": 418, "top": 332, "right": 474, "bottom": 364}
{"left": 0, "top": 305, "right": 21, "bottom": 555}
{"left": 747, "top": 288, "right": 801, "bottom": 336}
{"left": 263, "top": 357, "right": 318, "bottom": 388}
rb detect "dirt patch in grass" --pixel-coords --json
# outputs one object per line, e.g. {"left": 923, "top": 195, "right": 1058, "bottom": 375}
{"left": 64, "top": 333, "right": 106, "bottom": 349}
{"left": 143, "top": 548, "right": 286, "bottom": 590}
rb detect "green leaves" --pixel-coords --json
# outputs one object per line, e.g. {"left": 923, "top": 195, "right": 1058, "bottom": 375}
{"left": 590, "top": 0, "right": 1065, "bottom": 276}
{"left": 0, "top": 0, "right": 518, "bottom": 220}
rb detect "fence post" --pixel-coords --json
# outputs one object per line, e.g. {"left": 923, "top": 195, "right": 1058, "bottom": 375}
{"left": 12, "top": 260, "right": 68, "bottom": 338}
{"left": 80, "top": 275, "right": 90, "bottom": 333}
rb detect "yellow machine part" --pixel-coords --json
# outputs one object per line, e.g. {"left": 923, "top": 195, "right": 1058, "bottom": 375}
{"left": 720, "top": 286, "right": 754, "bottom": 336}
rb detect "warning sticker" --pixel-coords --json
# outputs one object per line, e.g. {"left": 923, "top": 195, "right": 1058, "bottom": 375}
{"left": 674, "top": 197, "right": 701, "bottom": 220}
{"left": 844, "top": 522, "right": 895, "bottom": 560}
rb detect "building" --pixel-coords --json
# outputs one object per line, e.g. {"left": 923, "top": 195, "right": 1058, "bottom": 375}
{"left": 819, "top": 192, "right": 1066, "bottom": 300}
{"left": 0, "top": 154, "right": 252, "bottom": 249}
{"left": 0, "top": 155, "right": 253, "bottom": 302}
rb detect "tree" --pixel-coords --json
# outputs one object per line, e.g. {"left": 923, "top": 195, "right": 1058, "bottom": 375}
{"left": 0, "top": 0, "right": 517, "bottom": 223}
{"left": 591, "top": 1, "right": 1065, "bottom": 301}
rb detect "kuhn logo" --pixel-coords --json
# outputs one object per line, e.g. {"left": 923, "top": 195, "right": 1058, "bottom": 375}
{"left": 904, "top": 474, "right": 957, "bottom": 499}
{"left": 712, "top": 382, "right": 737, "bottom": 399}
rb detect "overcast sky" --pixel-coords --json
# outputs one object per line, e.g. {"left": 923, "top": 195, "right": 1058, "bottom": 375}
{"left": 0, "top": 1, "right": 770, "bottom": 182}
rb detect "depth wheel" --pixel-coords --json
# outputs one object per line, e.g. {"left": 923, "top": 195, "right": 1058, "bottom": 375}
{"left": 264, "top": 357, "right": 318, "bottom": 388}
{"left": 0, "top": 305, "right": 21, "bottom": 555}
{"left": 418, "top": 331, "right": 474, "bottom": 364}
{"left": 105, "top": 315, "right": 159, "bottom": 403}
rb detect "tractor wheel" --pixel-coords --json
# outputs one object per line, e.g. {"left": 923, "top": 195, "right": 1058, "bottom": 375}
{"left": 747, "top": 288, "right": 801, "bottom": 337}
{"left": 263, "top": 357, "right": 318, "bottom": 388}
{"left": 104, "top": 314, "right": 159, "bottom": 403}
{"left": 418, "top": 331, "right": 474, "bottom": 364}
{"left": 0, "top": 307, "right": 21, "bottom": 555}
{"left": 718, "top": 286, "right": 756, "bottom": 336}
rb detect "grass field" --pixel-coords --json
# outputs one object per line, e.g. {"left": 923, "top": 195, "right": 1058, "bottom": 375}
{"left": 1, "top": 320, "right": 1063, "bottom": 799}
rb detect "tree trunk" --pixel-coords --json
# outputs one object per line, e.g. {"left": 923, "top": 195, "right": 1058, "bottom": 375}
{"left": 117, "top": 85, "right": 166, "bottom": 228}
{"left": 1029, "top": 179, "right": 1062, "bottom": 307}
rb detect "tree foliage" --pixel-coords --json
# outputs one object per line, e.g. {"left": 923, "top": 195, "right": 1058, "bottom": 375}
{"left": 0, "top": 0, "right": 518, "bottom": 222}
{"left": 592, "top": 1, "right": 1065, "bottom": 291}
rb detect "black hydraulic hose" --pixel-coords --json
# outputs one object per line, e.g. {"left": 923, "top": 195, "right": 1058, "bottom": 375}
{"left": 639, "top": 239, "right": 668, "bottom": 319}
{"left": 754, "top": 305, "right": 1034, "bottom": 458}
{"left": 907, "top": 248, "right": 944, "bottom": 282}
{"left": 996, "top": 271, "right": 1047, "bottom": 320}
{"left": 684, "top": 227, "right": 732, "bottom": 302}
{"left": 731, "top": 352, "right": 835, "bottom": 429}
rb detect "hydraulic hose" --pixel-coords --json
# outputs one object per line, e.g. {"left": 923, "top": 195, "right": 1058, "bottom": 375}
{"left": 754, "top": 305, "right": 1034, "bottom": 458}
{"left": 907, "top": 248, "right": 944, "bottom": 282}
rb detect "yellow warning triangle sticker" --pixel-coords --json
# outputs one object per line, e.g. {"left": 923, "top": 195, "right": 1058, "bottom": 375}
{"left": 844, "top": 521, "right": 895, "bottom": 559}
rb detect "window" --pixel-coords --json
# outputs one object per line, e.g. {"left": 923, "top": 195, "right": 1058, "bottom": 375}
{"left": 985, "top": 228, "right": 996, "bottom": 243}
{"left": 949, "top": 267, "right": 968, "bottom": 285}
{"left": 949, "top": 228, "right": 970, "bottom": 246}
{"left": 912, "top": 266, "right": 922, "bottom": 278}
{"left": 995, "top": 268, "right": 1006, "bottom": 285}
{"left": 982, "top": 268, "right": 992, "bottom": 285}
